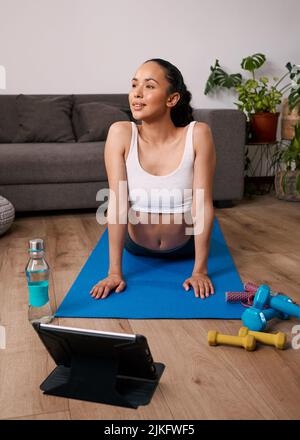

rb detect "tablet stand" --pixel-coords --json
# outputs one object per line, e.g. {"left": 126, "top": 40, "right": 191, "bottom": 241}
{"left": 40, "top": 354, "right": 165, "bottom": 408}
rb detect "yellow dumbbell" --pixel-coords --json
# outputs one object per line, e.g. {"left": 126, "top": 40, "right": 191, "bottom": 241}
{"left": 238, "top": 327, "right": 286, "bottom": 350}
{"left": 207, "top": 330, "right": 256, "bottom": 351}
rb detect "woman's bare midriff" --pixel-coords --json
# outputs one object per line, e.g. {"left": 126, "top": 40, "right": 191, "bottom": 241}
{"left": 127, "top": 212, "right": 194, "bottom": 250}
{"left": 124, "top": 122, "right": 195, "bottom": 251}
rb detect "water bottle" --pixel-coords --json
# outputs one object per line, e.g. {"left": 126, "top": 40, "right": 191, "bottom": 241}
{"left": 25, "top": 238, "right": 54, "bottom": 324}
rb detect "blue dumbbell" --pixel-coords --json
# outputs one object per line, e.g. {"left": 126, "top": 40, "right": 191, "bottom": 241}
{"left": 254, "top": 285, "right": 300, "bottom": 320}
{"left": 242, "top": 306, "right": 288, "bottom": 332}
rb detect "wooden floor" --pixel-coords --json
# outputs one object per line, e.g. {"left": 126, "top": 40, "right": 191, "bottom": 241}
{"left": 0, "top": 193, "right": 300, "bottom": 420}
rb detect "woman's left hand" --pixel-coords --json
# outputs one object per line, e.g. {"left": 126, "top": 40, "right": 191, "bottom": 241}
{"left": 182, "top": 272, "right": 215, "bottom": 299}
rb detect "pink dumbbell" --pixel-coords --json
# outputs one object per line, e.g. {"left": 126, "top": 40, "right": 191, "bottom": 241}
{"left": 226, "top": 291, "right": 254, "bottom": 303}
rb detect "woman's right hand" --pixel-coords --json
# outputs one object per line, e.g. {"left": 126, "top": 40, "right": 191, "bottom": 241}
{"left": 90, "top": 273, "right": 126, "bottom": 300}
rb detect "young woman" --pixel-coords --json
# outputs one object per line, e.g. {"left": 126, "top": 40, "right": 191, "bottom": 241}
{"left": 90, "top": 58, "right": 216, "bottom": 300}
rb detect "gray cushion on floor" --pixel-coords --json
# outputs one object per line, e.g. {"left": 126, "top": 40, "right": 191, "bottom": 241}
{"left": 0, "top": 196, "right": 15, "bottom": 235}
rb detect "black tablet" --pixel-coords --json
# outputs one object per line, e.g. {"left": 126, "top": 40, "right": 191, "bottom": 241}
{"left": 32, "top": 323, "right": 165, "bottom": 408}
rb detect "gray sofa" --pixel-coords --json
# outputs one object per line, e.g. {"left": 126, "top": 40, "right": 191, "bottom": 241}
{"left": 0, "top": 94, "right": 246, "bottom": 211}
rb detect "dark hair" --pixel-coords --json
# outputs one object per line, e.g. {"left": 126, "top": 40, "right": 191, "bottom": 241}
{"left": 144, "top": 58, "right": 194, "bottom": 127}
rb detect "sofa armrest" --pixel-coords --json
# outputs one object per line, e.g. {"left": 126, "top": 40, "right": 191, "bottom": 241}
{"left": 192, "top": 109, "right": 246, "bottom": 202}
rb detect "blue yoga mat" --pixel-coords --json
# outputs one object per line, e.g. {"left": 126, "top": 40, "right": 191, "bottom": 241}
{"left": 56, "top": 217, "right": 245, "bottom": 319}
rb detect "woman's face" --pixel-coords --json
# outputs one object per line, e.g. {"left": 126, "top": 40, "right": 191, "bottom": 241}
{"left": 129, "top": 61, "right": 178, "bottom": 120}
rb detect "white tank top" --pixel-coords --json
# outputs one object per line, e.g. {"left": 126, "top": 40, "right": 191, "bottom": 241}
{"left": 125, "top": 121, "right": 196, "bottom": 213}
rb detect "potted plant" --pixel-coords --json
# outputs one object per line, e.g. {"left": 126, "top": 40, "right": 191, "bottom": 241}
{"left": 235, "top": 74, "right": 281, "bottom": 143}
{"left": 205, "top": 54, "right": 300, "bottom": 143}
{"left": 280, "top": 64, "right": 300, "bottom": 139}
{"left": 273, "top": 122, "right": 300, "bottom": 201}
{"left": 281, "top": 99, "right": 300, "bottom": 140}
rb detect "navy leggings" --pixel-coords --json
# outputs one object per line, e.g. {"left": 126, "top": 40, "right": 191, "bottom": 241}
{"left": 124, "top": 230, "right": 195, "bottom": 259}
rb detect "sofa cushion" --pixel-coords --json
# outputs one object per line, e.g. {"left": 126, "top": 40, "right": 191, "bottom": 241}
{"left": 72, "top": 101, "right": 130, "bottom": 141}
{"left": 13, "top": 94, "right": 75, "bottom": 143}
{"left": 0, "top": 96, "right": 19, "bottom": 143}
{"left": 0, "top": 142, "right": 107, "bottom": 185}
{"left": 72, "top": 94, "right": 139, "bottom": 124}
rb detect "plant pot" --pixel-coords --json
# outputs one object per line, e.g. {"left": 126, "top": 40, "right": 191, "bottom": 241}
{"left": 275, "top": 170, "right": 300, "bottom": 201}
{"left": 281, "top": 98, "right": 300, "bottom": 140}
{"left": 250, "top": 112, "right": 279, "bottom": 143}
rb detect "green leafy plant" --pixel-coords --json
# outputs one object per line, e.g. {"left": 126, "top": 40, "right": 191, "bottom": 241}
{"left": 241, "top": 53, "right": 266, "bottom": 72}
{"left": 235, "top": 77, "right": 282, "bottom": 117}
{"left": 204, "top": 53, "right": 300, "bottom": 120}
{"left": 278, "top": 62, "right": 300, "bottom": 110}
{"left": 204, "top": 59, "right": 242, "bottom": 94}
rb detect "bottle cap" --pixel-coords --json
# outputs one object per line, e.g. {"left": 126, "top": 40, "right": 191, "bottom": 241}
{"left": 29, "top": 238, "right": 45, "bottom": 252}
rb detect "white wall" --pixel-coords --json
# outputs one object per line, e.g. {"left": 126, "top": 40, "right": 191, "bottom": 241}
{"left": 0, "top": 0, "right": 299, "bottom": 110}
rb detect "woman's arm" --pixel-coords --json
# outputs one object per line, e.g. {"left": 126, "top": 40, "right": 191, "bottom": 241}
{"left": 104, "top": 122, "right": 130, "bottom": 276}
{"left": 191, "top": 122, "right": 216, "bottom": 274}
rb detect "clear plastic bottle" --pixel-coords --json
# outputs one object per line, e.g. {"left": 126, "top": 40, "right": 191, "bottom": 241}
{"left": 25, "top": 238, "right": 54, "bottom": 324}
